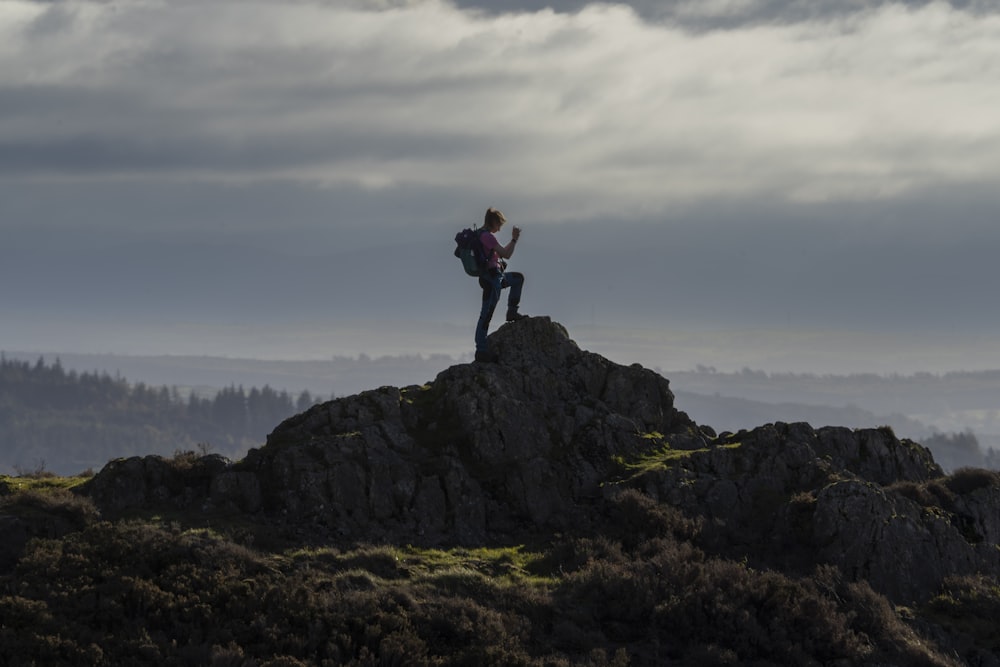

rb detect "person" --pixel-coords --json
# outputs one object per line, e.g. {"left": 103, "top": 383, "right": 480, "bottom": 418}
{"left": 474, "top": 207, "right": 527, "bottom": 363}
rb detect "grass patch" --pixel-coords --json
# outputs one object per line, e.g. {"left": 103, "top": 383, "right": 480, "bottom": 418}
{"left": 400, "top": 544, "right": 555, "bottom": 588}
{"left": 613, "top": 437, "right": 744, "bottom": 479}
{"left": 0, "top": 473, "right": 91, "bottom": 494}
{"left": 922, "top": 575, "right": 1000, "bottom": 653}
{"left": 279, "top": 543, "right": 555, "bottom": 591}
{"left": 401, "top": 384, "right": 433, "bottom": 405}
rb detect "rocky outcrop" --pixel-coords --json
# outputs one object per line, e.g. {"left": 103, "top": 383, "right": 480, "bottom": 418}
{"left": 83, "top": 452, "right": 232, "bottom": 514}
{"left": 236, "top": 317, "right": 701, "bottom": 544}
{"left": 626, "top": 420, "right": 1000, "bottom": 602}
{"left": 78, "top": 317, "right": 1000, "bottom": 603}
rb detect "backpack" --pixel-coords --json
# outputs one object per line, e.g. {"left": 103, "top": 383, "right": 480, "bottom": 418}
{"left": 454, "top": 227, "right": 490, "bottom": 277}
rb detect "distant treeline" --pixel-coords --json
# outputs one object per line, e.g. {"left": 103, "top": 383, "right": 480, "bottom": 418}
{"left": 0, "top": 356, "right": 319, "bottom": 476}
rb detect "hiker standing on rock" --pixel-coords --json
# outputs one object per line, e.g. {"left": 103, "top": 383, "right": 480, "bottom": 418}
{"left": 475, "top": 207, "right": 527, "bottom": 363}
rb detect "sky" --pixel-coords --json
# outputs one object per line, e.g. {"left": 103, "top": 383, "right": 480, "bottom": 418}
{"left": 2, "top": 0, "right": 1000, "bottom": 375}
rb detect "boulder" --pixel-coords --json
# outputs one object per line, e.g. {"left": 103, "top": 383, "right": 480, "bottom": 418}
{"left": 240, "top": 317, "right": 698, "bottom": 544}
{"left": 82, "top": 453, "right": 231, "bottom": 516}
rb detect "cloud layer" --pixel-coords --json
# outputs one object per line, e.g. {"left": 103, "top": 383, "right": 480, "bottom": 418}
{"left": 3, "top": 1, "right": 999, "bottom": 371}
{"left": 5, "top": 1, "right": 999, "bottom": 218}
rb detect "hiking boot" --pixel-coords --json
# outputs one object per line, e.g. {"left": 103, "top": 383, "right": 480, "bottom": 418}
{"left": 505, "top": 311, "right": 528, "bottom": 323}
{"left": 474, "top": 349, "right": 499, "bottom": 363}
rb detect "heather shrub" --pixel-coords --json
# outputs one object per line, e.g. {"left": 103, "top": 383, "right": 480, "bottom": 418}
{"left": 925, "top": 574, "right": 1000, "bottom": 661}
{"left": 559, "top": 557, "right": 660, "bottom": 640}
{"left": 4, "top": 520, "right": 582, "bottom": 666}
{"left": 925, "top": 479, "right": 959, "bottom": 512}
{"left": 891, "top": 468, "right": 999, "bottom": 512}
{"left": 843, "top": 579, "right": 961, "bottom": 667}
{"left": 889, "top": 478, "right": 959, "bottom": 514}
{"left": 416, "top": 595, "right": 533, "bottom": 665}
{"left": 888, "top": 469, "right": 1000, "bottom": 544}
{"left": 1, "top": 487, "right": 99, "bottom": 529}
{"left": 536, "top": 536, "right": 629, "bottom": 577}
{"left": 337, "top": 544, "right": 409, "bottom": 580}
{"left": 603, "top": 488, "right": 702, "bottom": 550}
{"left": 0, "top": 489, "right": 980, "bottom": 666}
{"left": 549, "top": 533, "right": 870, "bottom": 665}
{"left": 943, "top": 467, "right": 1000, "bottom": 496}
{"left": 889, "top": 479, "right": 939, "bottom": 507}
{"left": 652, "top": 559, "right": 872, "bottom": 666}
{"left": 815, "top": 566, "right": 964, "bottom": 667}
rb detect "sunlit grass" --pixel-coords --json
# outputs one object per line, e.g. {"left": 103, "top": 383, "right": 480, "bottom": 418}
{"left": 400, "top": 544, "right": 552, "bottom": 584}
{"left": 0, "top": 473, "right": 91, "bottom": 493}
{"left": 613, "top": 435, "right": 743, "bottom": 479}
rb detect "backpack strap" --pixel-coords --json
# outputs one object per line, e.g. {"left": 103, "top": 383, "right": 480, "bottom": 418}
{"left": 477, "top": 227, "right": 492, "bottom": 265}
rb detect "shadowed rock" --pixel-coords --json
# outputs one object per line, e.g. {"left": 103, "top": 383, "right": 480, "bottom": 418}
{"left": 237, "top": 317, "right": 700, "bottom": 544}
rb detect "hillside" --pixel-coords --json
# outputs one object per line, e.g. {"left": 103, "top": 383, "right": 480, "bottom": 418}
{"left": 2, "top": 318, "right": 998, "bottom": 666}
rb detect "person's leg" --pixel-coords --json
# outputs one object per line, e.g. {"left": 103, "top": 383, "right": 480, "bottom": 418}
{"left": 503, "top": 272, "right": 526, "bottom": 321}
{"left": 475, "top": 272, "right": 503, "bottom": 355}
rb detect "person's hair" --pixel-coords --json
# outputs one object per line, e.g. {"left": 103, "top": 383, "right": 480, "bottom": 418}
{"left": 484, "top": 207, "right": 506, "bottom": 230}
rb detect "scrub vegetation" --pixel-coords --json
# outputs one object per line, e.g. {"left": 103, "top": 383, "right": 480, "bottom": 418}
{"left": 0, "top": 482, "right": 984, "bottom": 666}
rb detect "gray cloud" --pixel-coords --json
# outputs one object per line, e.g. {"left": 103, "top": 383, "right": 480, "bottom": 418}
{"left": 2, "top": 0, "right": 999, "bottom": 371}
{"left": 7, "top": 0, "right": 998, "bottom": 209}
{"left": 450, "top": 0, "right": 999, "bottom": 29}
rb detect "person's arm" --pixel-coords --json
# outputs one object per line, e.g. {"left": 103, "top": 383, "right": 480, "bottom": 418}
{"left": 496, "top": 226, "right": 521, "bottom": 259}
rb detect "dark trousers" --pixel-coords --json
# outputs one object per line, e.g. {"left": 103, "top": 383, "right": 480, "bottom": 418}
{"left": 475, "top": 270, "right": 524, "bottom": 352}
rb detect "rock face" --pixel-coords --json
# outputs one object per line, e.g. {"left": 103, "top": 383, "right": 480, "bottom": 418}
{"left": 629, "top": 420, "right": 999, "bottom": 602}
{"left": 238, "top": 317, "right": 701, "bottom": 544}
{"left": 80, "top": 317, "right": 1000, "bottom": 603}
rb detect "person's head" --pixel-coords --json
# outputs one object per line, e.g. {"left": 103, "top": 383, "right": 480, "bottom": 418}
{"left": 484, "top": 207, "right": 506, "bottom": 232}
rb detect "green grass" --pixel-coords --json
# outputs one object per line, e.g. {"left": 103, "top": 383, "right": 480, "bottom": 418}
{"left": 280, "top": 543, "right": 556, "bottom": 591}
{"left": 401, "top": 384, "right": 433, "bottom": 405}
{"left": 612, "top": 435, "right": 743, "bottom": 480}
{"left": 401, "top": 544, "right": 554, "bottom": 585}
{"left": 0, "top": 473, "right": 91, "bottom": 493}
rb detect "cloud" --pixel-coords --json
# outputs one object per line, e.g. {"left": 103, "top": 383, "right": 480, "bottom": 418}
{"left": 453, "top": 0, "right": 999, "bottom": 30}
{"left": 2, "top": 0, "right": 1000, "bottom": 371}
{"left": 3, "top": 0, "right": 999, "bottom": 224}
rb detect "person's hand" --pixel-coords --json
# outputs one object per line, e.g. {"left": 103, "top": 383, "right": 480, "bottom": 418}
{"left": 512, "top": 226, "right": 521, "bottom": 241}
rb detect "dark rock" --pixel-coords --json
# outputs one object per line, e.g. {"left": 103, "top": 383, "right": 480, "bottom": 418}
{"left": 81, "top": 453, "right": 232, "bottom": 516}
{"left": 810, "top": 479, "right": 985, "bottom": 603}
{"left": 628, "top": 418, "right": 1000, "bottom": 602}
{"left": 240, "top": 317, "right": 698, "bottom": 544}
